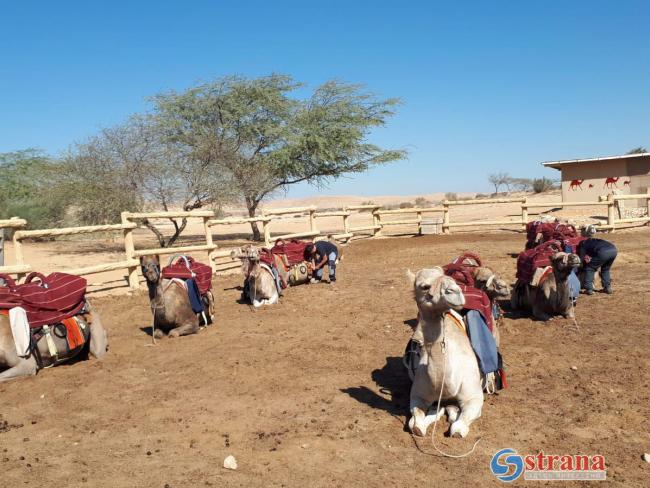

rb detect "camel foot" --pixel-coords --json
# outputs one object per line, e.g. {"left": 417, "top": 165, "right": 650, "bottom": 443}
{"left": 153, "top": 329, "right": 164, "bottom": 339}
{"left": 449, "top": 419, "right": 469, "bottom": 438}
{"left": 409, "top": 407, "right": 443, "bottom": 436}
{"left": 168, "top": 330, "right": 180, "bottom": 338}
{"left": 446, "top": 405, "right": 460, "bottom": 423}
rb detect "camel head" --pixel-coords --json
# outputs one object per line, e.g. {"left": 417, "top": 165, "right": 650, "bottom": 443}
{"left": 140, "top": 255, "right": 161, "bottom": 283}
{"left": 473, "top": 267, "right": 510, "bottom": 300}
{"left": 407, "top": 267, "right": 465, "bottom": 313}
{"left": 549, "top": 252, "right": 581, "bottom": 275}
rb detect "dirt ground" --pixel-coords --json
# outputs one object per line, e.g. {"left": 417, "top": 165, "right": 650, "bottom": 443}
{"left": 1, "top": 231, "right": 649, "bottom": 487}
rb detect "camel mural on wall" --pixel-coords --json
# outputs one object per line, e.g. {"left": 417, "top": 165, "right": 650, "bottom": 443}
{"left": 603, "top": 177, "right": 620, "bottom": 189}
{"left": 568, "top": 179, "right": 584, "bottom": 190}
{"left": 623, "top": 179, "right": 631, "bottom": 186}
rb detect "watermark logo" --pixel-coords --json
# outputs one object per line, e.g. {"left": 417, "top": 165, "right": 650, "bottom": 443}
{"left": 490, "top": 448, "right": 606, "bottom": 482}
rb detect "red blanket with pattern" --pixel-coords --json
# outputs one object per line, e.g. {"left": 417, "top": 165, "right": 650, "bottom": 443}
{"left": 516, "top": 240, "right": 563, "bottom": 283}
{"left": 270, "top": 239, "right": 310, "bottom": 266}
{"left": 161, "top": 256, "right": 212, "bottom": 295}
{"left": 0, "top": 272, "right": 87, "bottom": 328}
{"left": 459, "top": 284, "right": 494, "bottom": 332}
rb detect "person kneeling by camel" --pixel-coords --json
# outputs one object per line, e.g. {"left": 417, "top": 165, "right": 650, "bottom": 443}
{"left": 579, "top": 225, "right": 618, "bottom": 295}
{"left": 307, "top": 240, "right": 338, "bottom": 283}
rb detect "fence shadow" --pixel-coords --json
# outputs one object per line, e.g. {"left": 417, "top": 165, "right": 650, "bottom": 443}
{"left": 341, "top": 356, "right": 410, "bottom": 419}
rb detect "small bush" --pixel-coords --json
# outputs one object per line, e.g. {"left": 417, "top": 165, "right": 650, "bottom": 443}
{"left": 361, "top": 200, "right": 377, "bottom": 206}
{"left": 475, "top": 193, "right": 489, "bottom": 199}
{"left": 414, "top": 197, "right": 430, "bottom": 207}
{"left": 399, "top": 201, "right": 414, "bottom": 209}
{"left": 444, "top": 192, "right": 458, "bottom": 201}
{"left": 532, "top": 178, "right": 555, "bottom": 193}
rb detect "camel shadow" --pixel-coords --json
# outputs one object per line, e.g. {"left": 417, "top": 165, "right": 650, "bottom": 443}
{"left": 139, "top": 326, "right": 154, "bottom": 337}
{"left": 341, "top": 356, "right": 410, "bottom": 419}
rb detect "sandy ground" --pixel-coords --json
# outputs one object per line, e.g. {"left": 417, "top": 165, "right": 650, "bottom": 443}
{"left": 1, "top": 230, "right": 649, "bottom": 487}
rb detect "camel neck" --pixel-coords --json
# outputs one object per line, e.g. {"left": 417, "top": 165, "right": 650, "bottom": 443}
{"left": 419, "top": 312, "right": 446, "bottom": 345}
{"left": 552, "top": 269, "right": 572, "bottom": 310}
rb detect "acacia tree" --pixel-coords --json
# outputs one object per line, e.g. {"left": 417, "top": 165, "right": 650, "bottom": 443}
{"left": 488, "top": 172, "right": 511, "bottom": 194}
{"left": 151, "top": 75, "right": 405, "bottom": 240}
{"left": 66, "top": 116, "right": 233, "bottom": 246}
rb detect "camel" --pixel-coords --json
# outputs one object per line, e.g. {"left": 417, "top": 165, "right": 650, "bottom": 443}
{"left": 140, "top": 255, "right": 214, "bottom": 337}
{"left": 406, "top": 267, "right": 484, "bottom": 438}
{"left": 230, "top": 246, "right": 280, "bottom": 307}
{"left": 603, "top": 177, "right": 620, "bottom": 189}
{"left": 471, "top": 266, "right": 510, "bottom": 346}
{"left": 0, "top": 302, "right": 107, "bottom": 382}
{"left": 511, "top": 252, "right": 581, "bottom": 321}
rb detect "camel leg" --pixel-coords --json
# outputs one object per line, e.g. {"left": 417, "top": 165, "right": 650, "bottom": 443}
{"left": 88, "top": 314, "right": 108, "bottom": 359}
{"left": 446, "top": 404, "right": 460, "bottom": 423}
{"left": 168, "top": 322, "right": 199, "bottom": 338}
{"left": 450, "top": 392, "right": 483, "bottom": 438}
{"left": 0, "top": 357, "right": 38, "bottom": 383}
{"left": 409, "top": 371, "right": 439, "bottom": 436}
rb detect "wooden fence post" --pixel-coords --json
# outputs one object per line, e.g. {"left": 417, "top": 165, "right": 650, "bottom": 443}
{"left": 442, "top": 203, "right": 450, "bottom": 234}
{"left": 203, "top": 216, "right": 217, "bottom": 273}
{"left": 121, "top": 212, "right": 140, "bottom": 290}
{"left": 606, "top": 193, "right": 616, "bottom": 232}
{"left": 12, "top": 232, "right": 26, "bottom": 281}
{"left": 373, "top": 210, "right": 382, "bottom": 237}
{"left": 0, "top": 228, "right": 4, "bottom": 267}
{"left": 308, "top": 209, "right": 316, "bottom": 233}
{"left": 646, "top": 188, "right": 650, "bottom": 227}
{"left": 343, "top": 213, "right": 350, "bottom": 235}
{"left": 417, "top": 211, "right": 423, "bottom": 235}
{"left": 263, "top": 218, "right": 271, "bottom": 247}
{"left": 521, "top": 198, "right": 528, "bottom": 230}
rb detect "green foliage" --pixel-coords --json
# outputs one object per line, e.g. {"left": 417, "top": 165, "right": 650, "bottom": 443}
{"left": 151, "top": 74, "right": 405, "bottom": 239}
{"left": 0, "top": 150, "right": 72, "bottom": 230}
{"left": 626, "top": 146, "right": 648, "bottom": 154}
{"left": 532, "top": 177, "right": 555, "bottom": 193}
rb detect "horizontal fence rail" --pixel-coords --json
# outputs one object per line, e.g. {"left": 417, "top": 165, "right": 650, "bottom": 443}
{"left": 1, "top": 190, "right": 648, "bottom": 294}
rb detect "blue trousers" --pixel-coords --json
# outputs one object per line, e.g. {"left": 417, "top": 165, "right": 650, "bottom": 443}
{"left": 583, "top": 247, "right": 617, "bottom": 290}
{"left": 315, "top": 251, "right": 337, "bottom": 280}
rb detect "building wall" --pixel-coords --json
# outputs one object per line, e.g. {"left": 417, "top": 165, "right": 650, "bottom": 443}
{"left": 559, "top": 156, "right": 650, "bottom": 205}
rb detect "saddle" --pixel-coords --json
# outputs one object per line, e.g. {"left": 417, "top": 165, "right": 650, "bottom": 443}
{"left": 161, "top": 255, "right": 213, "bottom": 325}
{"left": 0, "top": 272, "right": 91, "bottom": 368}
{"left": 0, "top": 272, "right": 87, "bottom": 328}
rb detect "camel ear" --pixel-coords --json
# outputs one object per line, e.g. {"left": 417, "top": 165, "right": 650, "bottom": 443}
{"left": 406, "top": 269, "right": 416, "bottom": 287}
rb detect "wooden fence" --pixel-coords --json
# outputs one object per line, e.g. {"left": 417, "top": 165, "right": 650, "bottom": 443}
{"left": 1, "top": 191, "right": 648, "bottom": 294}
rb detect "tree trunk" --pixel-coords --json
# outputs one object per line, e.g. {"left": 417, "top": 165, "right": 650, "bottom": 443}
{"left": 246, "top": 197, "right": 262, "bottom": 242}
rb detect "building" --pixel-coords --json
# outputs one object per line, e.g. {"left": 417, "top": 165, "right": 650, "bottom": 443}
{"left": 542, "top": 152, "right": 650, "bottom": 205}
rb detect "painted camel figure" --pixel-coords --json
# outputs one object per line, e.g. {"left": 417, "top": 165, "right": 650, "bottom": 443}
{"left": 603, "top": 177, "right": 620, "bottom": 189}
{"left": 568, "top": 179, "right": 584, "bottom": 191}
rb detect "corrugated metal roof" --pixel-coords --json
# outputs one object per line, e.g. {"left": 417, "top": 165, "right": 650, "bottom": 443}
{"left": 542, "top": 152, "right": 650, "bottom": 170}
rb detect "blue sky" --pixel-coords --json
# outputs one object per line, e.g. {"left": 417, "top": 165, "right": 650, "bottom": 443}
{"left": 1, "top": 1, "right": 648, "bottom": 197}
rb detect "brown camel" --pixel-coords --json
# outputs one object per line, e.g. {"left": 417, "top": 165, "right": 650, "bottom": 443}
{"left": 140, "top": 255, "right": 214, "bottom": 337}
{"left": 0, "top": 302, "right": 107, "bottom": 382}
{"left": 512, "top": 252, "right": 581, "bottom": 321}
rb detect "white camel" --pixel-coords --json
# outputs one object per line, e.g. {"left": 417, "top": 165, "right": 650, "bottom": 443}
{"left": 406, "top": 267, "right": 484, "bottom": 438}
{"left": 231, "top": 246, "right": 279, "bottom": 307}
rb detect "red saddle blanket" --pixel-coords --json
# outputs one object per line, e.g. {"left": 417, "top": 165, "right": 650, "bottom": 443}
{"left": 161, "top": 256, "right": 212, "bottom": 295}
{"left": 270, "top": 239, "right": 310, "bottom": 266}
{"left": 459, "top": 284, "right": 494, "bottom": 332}
{"left": 443, "top": 263, "right": 476, "bottom": 287}
{"left": 516, "top": 240, "right": 563, "bottom": 284}
{"left": 0, "top": 272, "right": 87, "bottom": 328}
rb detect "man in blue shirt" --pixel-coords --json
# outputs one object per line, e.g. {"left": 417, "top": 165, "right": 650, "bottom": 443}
{"left": 579, "top": 225, "right": 618, "bottom": 295}
{"left": 306, "top": 240, "right": 339, "bottom": 283}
